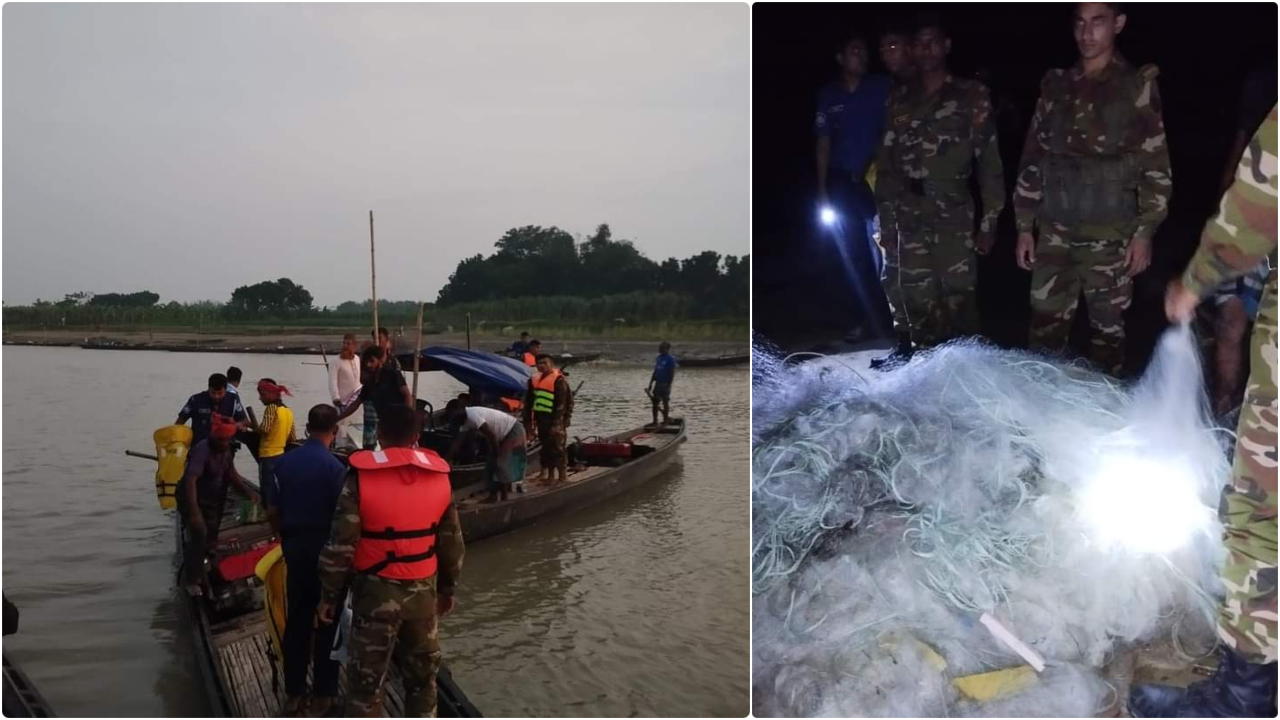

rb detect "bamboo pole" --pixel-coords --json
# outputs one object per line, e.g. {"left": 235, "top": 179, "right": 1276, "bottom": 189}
{"left": 369, "top": 210, "right": 378, "bottom": 340}
{"left": 465, "top": 312, "right": 471, "bottom": 350}
{"left": 411, "top": 301, "right": 424, "bottom": 401}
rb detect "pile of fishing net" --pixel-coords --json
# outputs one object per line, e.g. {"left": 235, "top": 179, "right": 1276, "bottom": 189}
{"left": 752, "top": 327, "right": 1233, "bottom": 717}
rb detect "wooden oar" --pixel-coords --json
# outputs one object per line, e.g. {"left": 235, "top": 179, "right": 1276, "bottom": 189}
{"left": 126, "top": 450, "right": 159, "bottom": 461}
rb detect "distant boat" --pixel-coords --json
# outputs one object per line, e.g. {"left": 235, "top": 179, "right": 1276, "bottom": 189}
{"left": 676, "top": 354, "right": 749, "bottom": 368}
{"left": 486, "top": 349, "right": 602, "bottom": 367}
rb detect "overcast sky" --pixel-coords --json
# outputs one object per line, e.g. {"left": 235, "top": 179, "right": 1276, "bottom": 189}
{"left": 2, "top": 3, "right": 748, "bottom": 307}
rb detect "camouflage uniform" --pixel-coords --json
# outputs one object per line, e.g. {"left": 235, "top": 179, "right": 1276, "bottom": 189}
{"left": 1014, "top": 54, "right": 1172, "bottom": 375}
{"left": 876, "top": 74, "right": 1005, "bottom": 346}
{"left": 1183, "top": 105, "right": 1278, "bottom": 664}
{"left": 318, "top": 468, "right": 465, "bottom": 717}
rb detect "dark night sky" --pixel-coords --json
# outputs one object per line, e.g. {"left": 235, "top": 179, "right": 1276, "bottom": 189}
{"left": 752, "top": 2, "right": 1278, "bottom": 364}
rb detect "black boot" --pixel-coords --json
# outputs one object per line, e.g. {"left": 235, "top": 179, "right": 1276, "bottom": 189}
{"left": 1128, "top": 647, "right": 1277, "bottom": 718}
{"left": 870, "top": 332, "right": 914, "bottom": 371}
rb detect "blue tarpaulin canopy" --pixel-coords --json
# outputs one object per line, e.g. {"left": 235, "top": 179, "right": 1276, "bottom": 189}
{"left": 399, "top": 346, "right": 532, "bottom": 398}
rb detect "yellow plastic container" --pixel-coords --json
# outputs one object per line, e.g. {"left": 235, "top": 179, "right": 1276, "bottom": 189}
{"left": 255, "top": 544, "right": 288, "bottom": 678}
{"left": 153, "top": 425, "right": 193, "bottom": 510}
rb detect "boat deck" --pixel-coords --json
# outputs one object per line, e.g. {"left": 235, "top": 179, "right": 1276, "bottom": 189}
{"left": 452, "top": 428, "right": 673, "bottom": 510}
{"left": 201, "top": 480, "right": 459, "bottom": 717}
{"left": 216, "top": 629, "right": 417, "bottom": 717}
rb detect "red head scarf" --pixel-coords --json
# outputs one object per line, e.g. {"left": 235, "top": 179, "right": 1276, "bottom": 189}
{"left": 257, "top": 380, "right": 291, "bottom": 402}
{"left": 210, "top": 415, "right": 238, "bottom": 442}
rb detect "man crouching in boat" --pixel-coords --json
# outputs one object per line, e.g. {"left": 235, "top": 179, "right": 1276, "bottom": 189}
{"left": 445, "top": 397, "right": 528, "bottom": 502}
{"left": 179, "top": 415, "right": 261, "bottom": 597}
{"left": 315, "top": 404, "right": 464, "bottom": 717}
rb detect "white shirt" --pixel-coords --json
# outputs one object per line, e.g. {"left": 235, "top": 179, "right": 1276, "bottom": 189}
{"left": 330, "top": 354, "right": 362, "bottom": 405}
{"left": 462, "top": 407, "right": 517, "bottom": 438}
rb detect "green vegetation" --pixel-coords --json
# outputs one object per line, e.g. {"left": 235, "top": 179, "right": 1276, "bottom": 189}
{"left": 3, "top": 223, "right": 747, "bottom": 341}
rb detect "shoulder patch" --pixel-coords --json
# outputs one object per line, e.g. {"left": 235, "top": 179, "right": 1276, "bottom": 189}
{"left": 1138, "top": 63, "right": 1160, "bottom": 81}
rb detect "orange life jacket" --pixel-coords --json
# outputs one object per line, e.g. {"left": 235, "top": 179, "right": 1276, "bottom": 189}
{"left": 531, "top": 369, "right": 562, "bottom": 414}
{"left": 350, "top": 447, "right": 453, "bottom": 580}
{"left": 500, "top": 396, "right": 522, "bottom": 412}
{"left": 523, "top": 352, "right": 536, "bottom": 367}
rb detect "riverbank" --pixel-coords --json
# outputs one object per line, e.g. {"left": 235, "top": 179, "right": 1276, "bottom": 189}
{"left": 2, "top": 329, "right": 746, "bottom": 364}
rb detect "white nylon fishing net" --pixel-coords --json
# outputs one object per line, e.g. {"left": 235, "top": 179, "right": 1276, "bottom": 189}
{"left": 752, "top": 327, "right": 1232, "bottom": 717}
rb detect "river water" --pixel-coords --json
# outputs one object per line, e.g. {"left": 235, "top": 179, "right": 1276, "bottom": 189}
{"left": 1, "top": 346, "right": 749, "bottom": 717}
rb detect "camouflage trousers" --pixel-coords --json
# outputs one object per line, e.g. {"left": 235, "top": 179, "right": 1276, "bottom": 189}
{"left": 1218, "top": 275, "right": 1278, "bottom": 664}
{"left": 1028, "top": 222, "right": 1130, "bottom": 375}
{"left": 898, "top": 228, "right": 978, "bottom": 346}
{"left": 876, "top": 224, "right": 911, "bottom": 336}
{"left": 345, "top": 574, "right": 442, "bottom": 717}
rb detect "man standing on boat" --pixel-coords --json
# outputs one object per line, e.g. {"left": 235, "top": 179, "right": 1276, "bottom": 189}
{"left": 253, "top": 378, "right": 296, "bottom": 509}
{"left": 329, "top": 333, "right": 363, "bottom": 450}
{"left": 268, "top": 405, "right": 347, "bottom": 717}
{"left": 523, "top": 353, "right": 573, "bottom": 484}
{"left": 337, "top": 346, "right": 413, "bottom": 450}
{"left": 316, "top": 405, "right": 464, "bottom": 717}
{"left": 176, "top": 373, "right": 248, "bottom": 445}
{"left": 445, "top": 398, "right": 528, "bottom": 502}
{"left": 179, "top": 416, "right": 260, "bottom": 596}
{"left": 647, "top": 341, "right": 678, "bottom": 426}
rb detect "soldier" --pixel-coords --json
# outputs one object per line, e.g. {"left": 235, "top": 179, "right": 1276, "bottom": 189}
{"left": 316, "top": 404, "right": 464, "bottom": 717}
{"left": 523, "top": 353, "right": 574, "bottom": 484}
{"left": 1129, "top": 104, "right": 1277, "bottom": 718}
{"left": 869, "top": 20, "right": 920, "bottom": 369}
{"left": 874, "top": 14, "right": 1004, "bottom": 351}
{"left": 1013, "top": 2, "right": 1172, "bottom": 376}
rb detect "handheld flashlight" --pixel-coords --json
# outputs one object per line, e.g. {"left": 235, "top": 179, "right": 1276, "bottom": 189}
{"left": 819, "top": 206, "right": 837, "bottom": 226}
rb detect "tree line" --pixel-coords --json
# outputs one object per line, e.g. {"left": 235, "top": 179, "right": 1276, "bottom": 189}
{"left": 5, "top": 223, "right": 747, "bottom": 328}
{"left": 437, "top": 223, "right": 748, "bottom": 319}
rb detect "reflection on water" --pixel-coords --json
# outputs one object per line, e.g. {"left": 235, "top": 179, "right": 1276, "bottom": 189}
{"left": 2, "top": 347, "right": 748, "bottom": 717}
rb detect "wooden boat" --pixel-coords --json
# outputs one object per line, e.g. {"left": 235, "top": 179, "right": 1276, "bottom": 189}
{"left": 455, "top": 418, "right": 687, "bottom": 542}
{"left": 175, "top": 480, "right": 481, "bottom": 717}
{"left": 675, "top": 353, "right": 749, "bottom": 368}
{"left": 2, "top": 651, "right": 54, "bottom": 718}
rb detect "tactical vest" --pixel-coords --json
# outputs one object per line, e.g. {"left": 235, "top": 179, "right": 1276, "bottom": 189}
{"left": 531, "top": 370, "right": 561, "bottom": 414}
{"left": 1041, "top": 68, "right": 1146, "bottom": 226}
{"left": 350, "top": 448, "right": 453, "bottom": 580}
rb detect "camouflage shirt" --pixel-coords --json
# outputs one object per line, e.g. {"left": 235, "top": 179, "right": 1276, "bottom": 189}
{"left": 875, "top": 73, "right": 1005, "bottom": 239}
{"left": 1014, "top": 54, "right": 1172, "bottom": 240}
{"left": 317, "top": 467, "right": 466, "bottom": 606}
{"left": 1183, "top": 104, "right": 1278, "bottom": 297}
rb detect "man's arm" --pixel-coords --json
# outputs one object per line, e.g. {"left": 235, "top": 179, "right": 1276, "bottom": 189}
{"left": 873, "top": 93, "right": 903, "bottom": 253}
{"left": 815, "top": 90, "right": 832, "bottom": 201}
{"left": 553, "top": 377, "right": 571, "bottom": 430}
{"left": 522, "top": 382, "right": 535, "bottom": 433}
{"left": 258, "top": 404, "right": 276, "bottom": 438}
{"left": 1013, "top": 75, "right": 1054, "bottom": 236}
{"left": 336, "top": 387, "right": 367, "bottom": 422}
{"left": 177, "top": 395, "right": 194, "bottom": 425}
{"left": 1130, "top": 65, "right": 1173, "bottom": 246}
{"left": 231, "top": 396, "right": 249, "bottom": 428}
{"left": 971, "top": 83, "right": 1006, "bottom": 242}
{"left": 318, "top": 471, "right": 362, "bottom": 607}
{"left": 1182, "top": 106, "right": 1277, "bottom": 298}
{"left": 435, "top": 503, "right": 465, "bottom": 598}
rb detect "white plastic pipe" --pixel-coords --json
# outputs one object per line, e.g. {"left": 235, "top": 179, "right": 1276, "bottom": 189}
{"left": 980, "top": 612, "right": 1047, "bottom": 672}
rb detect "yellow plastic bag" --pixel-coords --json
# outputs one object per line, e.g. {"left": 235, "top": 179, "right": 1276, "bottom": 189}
{"left": 255, "top": 544, "right": 287, "bottom": 678}
{"left": 153, "top": 425, "right": 192, "bottom": 510}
